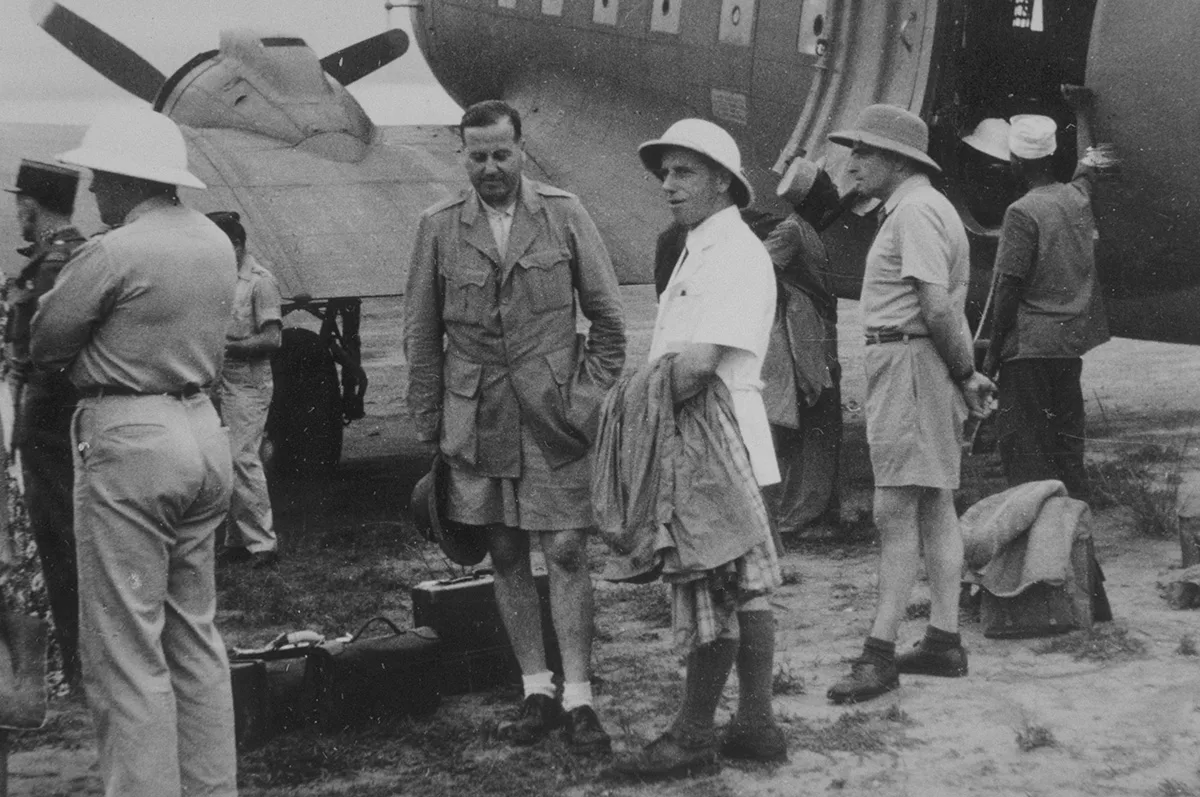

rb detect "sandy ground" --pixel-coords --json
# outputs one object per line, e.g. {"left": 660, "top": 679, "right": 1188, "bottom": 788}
{"left": 9, "top": 287, "right": 1200, "bottom": 796}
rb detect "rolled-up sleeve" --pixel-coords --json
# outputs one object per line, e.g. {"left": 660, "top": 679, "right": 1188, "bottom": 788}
{"left": 31, "top": 238, "right": 114, "bottom": 373}
{"left": 403, "top": 212, "right": 446, "bottom": 443}
{"left": 567, "top": 201, "right": 625, "bottom": 387}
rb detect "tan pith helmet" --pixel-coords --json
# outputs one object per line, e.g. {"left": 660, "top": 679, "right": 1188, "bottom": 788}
{"left": 57, "top": 107, "right": 206, "bottom": 189}
{"left": 638, "top": 118, "right": 755, "bottom": 208}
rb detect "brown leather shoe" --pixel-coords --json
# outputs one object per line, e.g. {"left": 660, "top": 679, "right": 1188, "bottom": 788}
{"left": 895, "top": 640, "right": 968, "bottom": 677}
{"left": 498, "top": 694, "right": 561, "bottom": 745}
{"left": 826, "top": 657, "right": 899, "bottom": 705}
{"left": 720, "top": 721, "right": 788, "bottom": 762}
{"left": 609, "top": 730, "right": 719, "bottom": 780}
{"left": 562, "top": 705, "right": 612, "bottom": 755}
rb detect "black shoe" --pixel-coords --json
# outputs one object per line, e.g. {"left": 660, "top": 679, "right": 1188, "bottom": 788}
{"left": 609, "top": 729, "right": 719, "bottom": 780}
{"left": 895, "top": 640, "right": 968, "bottom": 677}
{"left": 720, "top": 721, "right": 788, "bottom": 763}
{"left": 216, "top": 547, "right": 252, "bottom": 567}
{"left": 826, "top": 657, "right": 899, "bottom": 705}
{"left": 498, "top": 694, "right": 561, "bottom": 745}
{"left": 250, "top": 550, "right": 280, "bottom": 570}
{"left": 562, "top": 705, "right": 612, "bottom": 755}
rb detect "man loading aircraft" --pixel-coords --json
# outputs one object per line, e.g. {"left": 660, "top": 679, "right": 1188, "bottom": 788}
{"left": 404, "top": 100, "right": 626, "bottom": 754}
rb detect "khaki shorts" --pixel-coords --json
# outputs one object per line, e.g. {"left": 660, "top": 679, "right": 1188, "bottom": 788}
{"left": 864, "top": 338, "right": 967, "bottom": 489}
{"left": 445, "top": 427, "right": 593, "bottom": 532}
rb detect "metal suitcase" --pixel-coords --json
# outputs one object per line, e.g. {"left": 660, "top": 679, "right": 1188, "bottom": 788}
{"left": 411, "top": 569, "right": 560, "bottom": 695}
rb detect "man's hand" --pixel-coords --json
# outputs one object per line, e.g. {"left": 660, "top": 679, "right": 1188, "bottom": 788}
{"left": 959, "top": 371, "right": 997, "bottom": 419}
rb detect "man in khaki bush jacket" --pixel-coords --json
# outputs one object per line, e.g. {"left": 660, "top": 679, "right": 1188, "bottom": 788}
{"left": 404, "top": 100, "right": 625, "bottom": 754}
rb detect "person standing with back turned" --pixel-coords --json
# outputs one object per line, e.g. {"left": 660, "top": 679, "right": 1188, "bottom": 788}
{"left": 825, "top": 105, "right": 995, "bottom": 704}
{"left": 405, "top": 100, "right": 625, "bottom": 754}
{"left": 31, "top": 107, "right": 238, "bottom": 797}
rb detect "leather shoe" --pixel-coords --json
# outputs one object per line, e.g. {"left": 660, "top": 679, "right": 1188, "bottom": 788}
{"left": 895, "top": 640, "right": 968, "bottom": 677}
{"left": 250, "top": 550, "right": 280, "bottom": 570}
{"left": 609, "top": 729, "right": 719, "bottom": 780}
{"left": 562, "top": 705, "right": 611, "bottom": 755}
{"left": 498, "top": 694, "right": 561, "bottom": 745}
{"left": 826, "top": 657, "right": 899, "bottom": 705}
{"left": 720, "top": 721, "right": 788, "bottom": 762}
{"left": 216, "top": 547, "right": 252, "bottom": 567}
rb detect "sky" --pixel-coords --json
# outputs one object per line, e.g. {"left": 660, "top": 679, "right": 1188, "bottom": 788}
{"left": 0, "top": 0, "right": 461, "bottom": 124}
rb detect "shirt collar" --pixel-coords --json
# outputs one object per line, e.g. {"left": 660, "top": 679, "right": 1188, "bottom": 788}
{"left": 685, "top": 203, "right": 742, "bottom": 250}
{"left": 882, "top": 173, "right": 932, "bottom": 215}
{"left": 123, "top": 194, "right": 180, "bottom": 225}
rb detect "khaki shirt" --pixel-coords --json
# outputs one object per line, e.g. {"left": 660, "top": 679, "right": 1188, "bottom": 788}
{"left": 404, "top": 178, "right": 626, "bottom": 477}
{"left": 31, "top": 197, "right": 236, "bottom": 392}
{"left": 226, "top": 254, "right": 282, "bottom": 354}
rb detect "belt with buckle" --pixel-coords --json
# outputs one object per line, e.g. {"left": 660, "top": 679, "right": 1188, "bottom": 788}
{"left": 78, "top": 383, "right": 204, "bottom": 400}
{"left": 864, "top": 331, "right": 930, "bottom": 346}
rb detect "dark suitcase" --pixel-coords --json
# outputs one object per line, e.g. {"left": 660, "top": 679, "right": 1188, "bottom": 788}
{"left": 230, "top": 630, "right": 324, "bottom": 735}
{"left": 412, "top": 569, "right": 560, "bottom": 695}
{"left": 981, "top": 533, "right": 1109, "bottom": 638}
{"left": 229, "top": 659, "right": 270, "bottom": 751}
{"left": 304, "top": 618, "right": 442, "bottom": 732}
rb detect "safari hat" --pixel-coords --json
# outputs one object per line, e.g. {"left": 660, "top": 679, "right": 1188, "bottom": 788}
{"left": 638, "top": 118, "right": 755, "bottom": 208}
{"left": 57, "top": 107, "right": 206, "bottom": 189}
{"left": 775, "top": 157, "right": 822, "bottom": 205}
{"left": 6, "top": 160, "right": 79, "bottom": 213}
{"left": 962, "top": 118, "right": 1011, "bottom": 162}
{"left": 828, "top": 104, "right": 941, "bottom": 173}
{"left": 1008, "top": 114, "right": 1057, "bottom": 160}
{"left": 409, "top": 455, "right": 488, "bottom": 567}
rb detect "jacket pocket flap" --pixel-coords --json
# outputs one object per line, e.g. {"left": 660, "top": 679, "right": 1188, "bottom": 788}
{"left": 545, "top": 345, "right": 576, "bottom": 386}
{"left": 445, "top": 359, "right": 483, "bottom": 398}
{"left": 518, "top": 249, "right": 569, "bottom": 271}
{"left": 445, "top": 266, "right": 489, "bottom": 287}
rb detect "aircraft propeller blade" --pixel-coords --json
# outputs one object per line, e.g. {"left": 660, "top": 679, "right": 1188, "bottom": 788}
{"left": 320, "top": 29, "right": 409, "bottom": 86}
{"left": 31, "top": 0, "right": 167, "bottom": 104}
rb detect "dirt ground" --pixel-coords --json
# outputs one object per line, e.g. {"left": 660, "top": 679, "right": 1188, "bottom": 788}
{"left": 9, "top": 288, "right": 1200, "bottom": 797}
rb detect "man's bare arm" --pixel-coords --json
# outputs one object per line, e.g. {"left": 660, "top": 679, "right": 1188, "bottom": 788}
{"left": 916, "top": 280, "right": 996, "bottom": 418}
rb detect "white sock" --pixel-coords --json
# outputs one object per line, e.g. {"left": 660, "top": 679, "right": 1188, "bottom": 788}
{"left": 560, "top": 681, "right": 593, "bottom": 712}
{"left": 522, "top": 670, "right": 556, "bottom": 700}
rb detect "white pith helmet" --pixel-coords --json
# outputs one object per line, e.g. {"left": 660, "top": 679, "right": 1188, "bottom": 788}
{"left": 639, "top": 118, "right": 755, "bottom": 208}
{"left": 57, "top": 107, "right": 206, "bottom": 189}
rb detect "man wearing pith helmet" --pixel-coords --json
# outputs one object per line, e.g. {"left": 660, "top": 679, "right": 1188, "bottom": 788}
{"left": 826, "top": 104, "right": 995, "bottom": 704}
{"left": 611, "top": 118, "right": 784, "bottom": 778}
{"left": 31, "top": 107, "right": 238, "bottom": 797}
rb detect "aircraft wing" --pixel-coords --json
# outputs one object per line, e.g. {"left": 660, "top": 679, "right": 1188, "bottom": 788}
{"left": 180, "top": 124, "right": 468, "bottom": 301}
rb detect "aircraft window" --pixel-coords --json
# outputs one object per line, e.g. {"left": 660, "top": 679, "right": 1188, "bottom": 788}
{"left": 718, "top": 0, "right": 756, "bottom": 46}
{"left": 1012, "top": 0, "right": 1044, "bottom": 32}
{"left": 261, "top": 37, "right": 307, "bottom": 47}
{"left": 593, "top": 0, "right": 618, "bottom": 26}
{"left": 797, "top": 0, "right": 829, "bottom": 55}
{"left": 542, "top": 0, "right": 564, "bottom": 15}
{"left": 497, "top": 0, "right": 516, "bottom": 8}
{"left": 651, "top": 0, "right": 681, "bottom": 33}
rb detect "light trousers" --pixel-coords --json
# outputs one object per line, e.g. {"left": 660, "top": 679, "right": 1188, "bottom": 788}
{"left": 216, "top": 360, "right": 276, "bottom": 552}
{"left": 73, "top": 393, "right": 237, "bottom": 797}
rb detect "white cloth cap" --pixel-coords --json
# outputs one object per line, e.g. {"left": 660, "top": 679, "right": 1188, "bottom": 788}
{"left": 1008, "top": 114, "right": 1057, "bottom": 160}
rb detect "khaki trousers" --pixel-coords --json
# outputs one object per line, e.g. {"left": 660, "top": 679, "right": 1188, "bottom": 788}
{"left": 216, "top": 359, "right": 276, "bottom": 552}
{"left": 73, "top": 393, "right": 237, "bottom": 797}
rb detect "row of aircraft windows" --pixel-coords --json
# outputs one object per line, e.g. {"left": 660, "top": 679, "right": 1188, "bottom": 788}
{"left": 494, "top": 0, "right": 831, "bottom": 56}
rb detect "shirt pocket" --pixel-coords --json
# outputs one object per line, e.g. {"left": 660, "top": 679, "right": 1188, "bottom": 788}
{"left": 441, "top": 357, "right": 484, "bottom": 465}
{"left": 515, "top": 249, "right": 573, "bottom": 314}
{"left": 441, "top": 264, "right": 493, "bottom": 324}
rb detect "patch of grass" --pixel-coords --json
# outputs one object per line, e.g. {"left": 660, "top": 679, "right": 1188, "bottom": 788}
{"left": 787, "top": 708, "right": 911, "bottom": 755}
{"left": 8, "top": 700, "right": 92, "bottom": 752}
{"left": 772, "top": 664, "right": 807, "bottom": 695}
{"left": 780, "top": 567, "right": 803, "bottom": 587}
{"left": 881, "top": 704, "right": 912, "bottom": 725}
{"left": 1033, "top": 624, "right": 1147, "bottom": 662}
{"left": 611, "top": 583, "right": 672, "bottom": 628}
{"left": 1015, "top": 721, "right": 1057, "bottom": 752}
{"left": 1086, "top": 458, "right": 1180, "bottom": 539}
{"left": 1178, "top": 634, "right": 1199, "bottom": 657}
{"left": 1159, "top": 779, "right": 1198, "bottom": 797}
{"left": 904, "top": 599, "right": 931, "bottom": 620}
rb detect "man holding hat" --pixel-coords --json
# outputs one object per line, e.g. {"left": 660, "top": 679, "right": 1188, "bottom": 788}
{"left": 405, "top": 100, "right": 625, "bottom": 754}
{"left": 31, "top": 107, "right": 238, "bottom": 797}
{"left": 4, "top": 158, "right": 86, "bottom": 691}
{"left": 982, "top": 114, "right": 1109, "bottom": 497}
{"left": 611, "top": 118, "right": 784, "bottom": 778}
{"left": 826, "top": 104, "right": 995, "bottom": 704}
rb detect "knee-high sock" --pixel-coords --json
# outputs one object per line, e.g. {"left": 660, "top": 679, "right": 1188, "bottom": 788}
{"left": 672, "top": 637, "right": 737, "bottom": 740}
{"left": 734, "top": 610, "right": 776, "bottom": 727}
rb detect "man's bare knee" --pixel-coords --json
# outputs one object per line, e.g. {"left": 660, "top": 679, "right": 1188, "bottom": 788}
{"left": 488, "top": 527, "right": 530, "bottom": 573}
{"left": 543, "top": 530, "right": 589, "bottom": 575}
